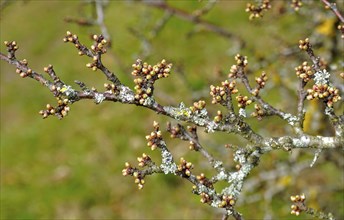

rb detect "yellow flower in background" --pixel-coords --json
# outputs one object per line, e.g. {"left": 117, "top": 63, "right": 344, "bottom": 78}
{"left": 316, "top": 18, "right": 336, "bottom": 37}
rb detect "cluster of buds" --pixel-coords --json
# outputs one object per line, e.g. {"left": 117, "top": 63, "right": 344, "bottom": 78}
{"left": 103, "top": 83, "right": 118, "bottom": 95}
{"left": 187, "top": 125, "right": 197, "bottom": 136}
{"left": 213, "top": 110, "right": 223, "bottom": 123}
{"left": 290, "top": 194, "right": 306, "bottom": 216}
{"left": 218, "top": 194, "right": 236, "bottom": 208}
{"left": 63, "top": 31, "right": 86, "bottom": 57}
{"left": 63, "top": 31, "right": 79, "bottom": 44}
{"left": 122, "top": 162, "right": 134, "bottom": 176}
{"left": 177, "top": 157, "right": 193, "bottom": 177}
{"left": 54, "top": 98, "right": 70, "bottom": 117}
{"left": 4, "top": 40, "right": 18, "bottom": 51}
{"left": 189, "top": 141, "right": 196, "bottom": 150}
{"left": 167, "top": 123, "right": 183, "bottom": 139}
{"left": 84, "top": 35, "right": 108, "bottom": 71}
{"left": 306, "top": 84, "right": 341, "bottom": 107}
{"left": 39, "top": 98, "right": 70, "bottom": 119}
{"left": 64, "top": 31, "right": 107, "bottom": 54}
{"left": 338, "top": 24, "right": 344, "bottom": 39}
{"left": 234, "top": 54, "right": 248, "bottom": 67}
{"left": 4, "top": 40, "right": 18, "bottom": 58}
{"left": 299, "top": 38, "right": 311, "bottom": 51}
{"left": 229, "top": 54, "right": 248, "bottom": 78}
{"left": 64, "top": 31, "right": 108, "bottom": 72}
{"left": 122, "top": 162, "right": 145, "bottom": 190}
{"left": 190, "top": 100, "right": 206, "bottom": 112}
{"left": 236, "top": 95, "right": 252, "bottom": 108}
{"left": 199, "top": 192, "right": 212, "bottom": 204}
{"left": 291, "top": 0, "right": 303, "bottom": 11}
{"left": 90, "top": 34, "right": 108, "bottom": 54}
{"left": 39, "top": 104, "right": 56, "bottom": 119}
{"left": 86, "top": 57, "right": 99, "bottom": 71}
{"left": 137, "top": 153, "right": 152, "bottom": 167}
{"left": 295, "top": 62, "right": 313, "bottom": 82}
{"left": 252, "top": 71, "right": 268, "bottom": 96}
{"left": 15, "top": 59, "right": 32, "bottom": 78}
{"left": 145, "top": 121, "right": 163, "bottom": 150}
{"left": 210, "top": 80, "right": 238, "bottom": 104}
{"left": 167, "top": 123, "right": 198, "bottom": 150}
{"left": 196, "top": 173, "right": 213, "bottom": 188}
{"left": 133, "top": 171, "right": 145, "bottom": 189}
{"left": 131, "top": 59, "right": 172, "bottom": 104}
{"left": 43, "top": 64, "right": 53, "bottom": 74}
{"left": 245, "top": 0, "right": 271, "bottom": 20}
{"left": 251, "top": 104, "right": 265, "bottom": 120}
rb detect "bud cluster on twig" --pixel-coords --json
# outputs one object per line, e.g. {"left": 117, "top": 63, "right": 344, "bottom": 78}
{"left": 295, "top": 61, "right": 314, "bottom": 82}
{"left": 306, "top": 84, "right": 341, "bottom": 107}
{"left": 3, "top": 40, "right": 18, "bottom": 59}
{"left": 228, "top": 54, "right": 248, "bottom": 78}
{"left": 145, "top": 121, "right": 163, "bottom": 150}
{"left": 39, "top": 99, "right": 70, "bottom": 119}
{"left": 245, "top": 0, "right": 271, "bottom": 20}
{"left": 251, "top": 71, "right": 268, "bottom": 96}
{"left": 290, "top": 193, "right": 307, "bottom": 216}
{"left": 122, "top": 162, "right": 146, "bottom": 190}
{"left": 177, "top": 157, "right": 193, "bottom": 177}
{"left": 210, "top": 80, "right": 238, "bottom": 105}
{"left": 15, "top": 59, "right": 31, "bottom": 78}
{"left": 291, "top": 0, "right": 303, "bottom": 11}
{"left": 132, "top": 59, "right": 172, "bottom": 105}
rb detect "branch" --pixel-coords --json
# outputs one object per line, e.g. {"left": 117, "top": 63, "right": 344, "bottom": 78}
{"left": 141, "top": 0, "right": 244, "bottom": 46}
{"left": 1, "top": 26, "right": 343, "bottom": 219}
{"left": 321, "top": 0, "right": 344, "bottom": 23}
{"left": 290, "top": 194, "right": 336, "bottom": 220}
{"left": 95, "top": 0, "right": 111, "bottom": 43}
{"left": 299, "top": 38, "right": 344, "bottom": 136}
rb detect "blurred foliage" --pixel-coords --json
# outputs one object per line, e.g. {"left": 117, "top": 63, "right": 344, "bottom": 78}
{"left": 1, "top": 0, "right": 343, "bottom": 219}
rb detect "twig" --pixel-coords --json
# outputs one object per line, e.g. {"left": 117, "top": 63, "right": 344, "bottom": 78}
{"left": 141, "top": 0, "right": 244, "bottom": 46}
{"left": 295, "top": 79, "right": 307, "bottom": 135}
{"left": 321, "top": 0, "right": 344, "bottom": 23}
{"left": 192, "top": 0, "right": 218, "bottom": 18}
{"left": 299, "top": 38, "right": 344, "bottom": 136}
{"left": 95, "top": 0, "right": 111, "bottom": 43}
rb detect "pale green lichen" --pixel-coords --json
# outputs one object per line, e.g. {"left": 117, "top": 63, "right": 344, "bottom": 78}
{"left": 216, "top": 170, "right": 228, "bottom": 181}
{"left": 174, "top": 102, "right": 193, "bottom": 118}
{"left": 283, "top": 113, "right": 299, "bottom": 126}
{"left": 118, "top": 86, "right": 135, "bottom": 103}
{"left": 238, "top": 108, "right": 246, "bottom": 118}
{"left": 59, "top": 85, "right": 78, "bottom": 101}
{"left": 206, "top": 121, "right": 218, "bottom": 133}
{"left": 142, "top": 96, "right": 155, "bottom": 106}
{"left": 94, "top": 93, "right": 105, "bottom": 104}
{"left": 314, "top": 69, "right": 330, "bottom": 85}
{"left": 160, "top": 149, "right": 177, "bottom": 174}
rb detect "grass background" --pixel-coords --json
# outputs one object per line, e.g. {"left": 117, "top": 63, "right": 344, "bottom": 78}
{"left": 1, "top": 1, "right": 343, "bottom": 219}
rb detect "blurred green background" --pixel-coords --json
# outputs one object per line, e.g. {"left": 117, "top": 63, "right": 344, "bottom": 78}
{"left": 1, "top": 1, "right": 343, "bottom": 219}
